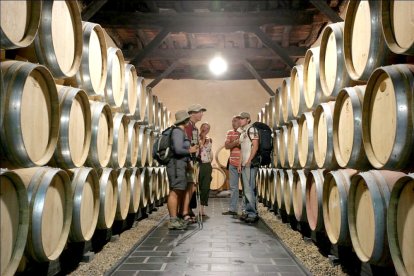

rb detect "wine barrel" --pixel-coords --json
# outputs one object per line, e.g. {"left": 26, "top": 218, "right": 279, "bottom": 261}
{"left": 135, "top": 77, "right": 147, "bottom": 121}
{"left": 320, "top": 22, "right": 354, "bottom": 99}
{"left": 322, "top": 169, "right": 357, "bottom": 246}
{"left": 96, "top": 168, "right": 118, "bottom": 229}
{"left": 268, "top": 96, "right": 276, "bottom": 130}
{"left": 298, "top": 112, "right": 316, "bottom": 169}
{"left": 387, "top": 173, "right": 414, "bottom": 276}
{"left": 147, "top": 167, "right": 156, "bottom": 205}
{"left": 139, "top": 167, "right": 149, "bottom": 208}
{"left": 313, "top": 101, "right": 338, "bottom": 169}
{"left": 104, "top": 47, "right": 125, "bottom": 108}
{"left": 263, "top": 169, "right": 269, "bottom": 204}
{"left": 381, "top": 1, "right": 414, "bottom": 55}
{"left": 292, "top": 169, "right": 308, "bottom": 222}
{"left": 283, "top": 170, "right": 295, "bottom": 216}
{"left": 110, "top": 113, "right": 129, "bottom": 168}
{"left": 19, "top": 1, "right": 82, "bottom": 78}
{"left": 281, "top": 78, "right": 293, "bottom": 124}
{"left": 157, "top": 167, "right": 166, "bottom": 199}
{"left": 362, "top": 64, "right": 414, "bottom": 170}
{"left": 0, "top": 1, "right": 41, "bottom": 49}
{"left": 115, "top": 168, "right": 131, "bottom": 220}
{"left": 264, "top": 103, "right": 270, "bottom": 127}
{"left": 333, "top": 85, "right": 370, "bottom": 169}
{"left": 143, "top": 87, "right": 154, "bottom": 127}
{"left": 122, "top": 64, "right": 138, "bottom": 116}
{"left": 303, "top": 47, "right": 324, "bottom": 109}
{"left": 163, "top": 167, "right": 170, "bottom": 198}
{"left": 278, "top": 125, "right": 289, "bottom": 168}
{"left": 154, "top": 167, "right": 164, "bottom": 202}
{"left": 276, "top": 170, "right": 286, "bottom": 211}
{"left": 211, "top": 167, "right": 226, "bottom": 190}
{"left": 272, "top": 130, "right": 281, "bottom": 168}
{"left": 348, "top": 170, "right": 406, "bottom": 265}
{"left": 290, "top": 64, "right": 306, "bottom": 118}
{"left": 13, "top": 167, "right": 72, "bottom": 262}
{"left": 125, "top": 120, "right": 139, "bottom": 168}
{"left": 145, "top": 128, "right": 155, "bottom": 166}
{"left": 268, "top": 169, "right": 277, "bottom": 210}
{"left": 163, "top": 107, "right": 170, "bottom": 131}
{"left": 305, "top": 169, "right": 325, "bottom": 232}
{"left": 256, "top": 168, "right": 263, "bottom": 199}
{"left": 215, "top": 145, "right": 230, "bottom": 169}
{"left": 68, "top": 167, "right": 99, "bottom": 242}
{"left": 344, "top": 1, "right": 396, "bottom": 81}
{"left": 152, "top": 95, "right": 160, "bottom": 131}
{"left": 287, "top": 120, "right": 300, "bottom": 169}
{"left": 71, "top": 22, "right": 107, "bottom": 95}
{"left": 52, "top": 85, "right": 91, "bottom": 169}
{"left": 158, "top": 102, "right": 165, "bottom": 132}
{"left": 0, "top": 61, "right": 59, "bottom": 167}
{"left": 137, "top": 125, "right": 148, "bottom": 168}
{"left": 128, "top": 167, "right": 142, "bottom": 214}
{"left": 0, "top": 170, "right": 29, "bottom": 276}
{"left": 86, "top": 101, "right": 113, "bottom": 168}
{"left": 275, "top": 87, "right": 283, "bottom": 127}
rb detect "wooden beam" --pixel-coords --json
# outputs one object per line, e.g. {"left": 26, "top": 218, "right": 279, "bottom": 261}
{"left": 139, "top": 69, "right": 290, "bottom": 80}
{"left": 130, "top": 28, "right": 171, "bottom": 66}
{"left": 147, "top": 61, "right": 180, "bottom": 88}
{"left": 81, "top": 0, "right": 108, "bottom": 21}
{"left": 309, "top": 0, "right": 343, "bottom": 23}
{"left": 123, "top": 46, "right": 307, "bottom": 61}
{"left": 253, "top": 27, "right": 295, "bottom": 68}
{"left": 92, "top": 10, "right": 314, "bottom": 29}
{"left": 243, "top": 60, "right": 275, "bottom": 96}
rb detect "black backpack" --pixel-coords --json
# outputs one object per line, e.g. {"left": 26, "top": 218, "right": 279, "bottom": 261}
{"left": 248, "top": 122, "right": 273, "bottom": 166}
{"left": 153, "top": 126, "right": 176, "bottom": 165}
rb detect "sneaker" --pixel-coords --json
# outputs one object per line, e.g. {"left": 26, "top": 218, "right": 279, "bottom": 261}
{"left": 177, "top": 217, "right": 189, "bottom": 227}
{"left": 168, "top": 219, "right": 187, "bottom": 230}
{"left": 245, "top": 216, "right": 259, "bottom": 223}
{"left": 239, "top": 213, "right": 248, "bottom": 221}
{"left": 222, "top": 211, "right": 237, "bottom": 215}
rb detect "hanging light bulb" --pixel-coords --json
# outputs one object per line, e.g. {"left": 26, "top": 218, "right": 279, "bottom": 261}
{"left": 209, "top": 56, "right": 228, "bottom": 75}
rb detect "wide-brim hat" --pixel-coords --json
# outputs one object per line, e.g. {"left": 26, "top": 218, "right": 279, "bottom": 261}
{"left": 187, "top": 104, "right": 207, "bottom": 113}
{"left": 174, "top": 110, "right": 190, "bottom": 125}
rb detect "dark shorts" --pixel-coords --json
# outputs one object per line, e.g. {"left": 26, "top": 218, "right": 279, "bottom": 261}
{"left": 166, "top": 159, "right": 187, "bottom": 191}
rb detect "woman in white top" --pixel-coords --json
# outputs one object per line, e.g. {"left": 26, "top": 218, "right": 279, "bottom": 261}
{"left": 198, "top": 122, "right": 213, "bottom": 216}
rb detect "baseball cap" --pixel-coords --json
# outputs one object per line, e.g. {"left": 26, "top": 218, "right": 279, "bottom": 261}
{"left": 236, "top": 112, "right": 251, "bottom": 119}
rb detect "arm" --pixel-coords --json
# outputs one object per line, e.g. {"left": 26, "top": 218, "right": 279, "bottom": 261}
{"left": 224, "top": 132, "right": 239, "bottom": 149}
{"left": 172, "top": 129, "right": 198, "bottom": 156}
{"left": 245, "top": 139, "right": 259, "bottom": 166}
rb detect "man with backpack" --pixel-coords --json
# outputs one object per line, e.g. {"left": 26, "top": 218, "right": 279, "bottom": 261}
{"left": 236, "top": 112, "right": 260, "bottom": 223}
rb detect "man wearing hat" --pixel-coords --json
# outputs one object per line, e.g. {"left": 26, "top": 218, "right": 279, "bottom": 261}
{"left": 180, "top": 104, "right": 207, "bottom": 222}
{"left": 236, "top": 112, "right": 259, "bottom": 223}
{"left": 166, "top": 110, "right": 199, "bottom": 229}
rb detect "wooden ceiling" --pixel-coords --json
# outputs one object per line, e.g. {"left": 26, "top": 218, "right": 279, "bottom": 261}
{"left": 81, "top": 0, "right": 346, "bottom": 91}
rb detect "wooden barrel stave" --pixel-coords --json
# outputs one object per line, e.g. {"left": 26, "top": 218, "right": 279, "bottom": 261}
{"left": 104, "top": 47, "right": 125, "bottom": 108}
{"left": 281, "top": 78, "right": 293, "bottom": 124}
{"left": 292, "top": 169, "right": 308, "bottom": 222}
{"left": 298, "top": 112, "right": 316, "bottom": 169}
{"left": 305, "top": 169, "right": 325, "bottom": 232}
{"left": 283, "top": 169, "right": 295, "bottom": 216}
{"left": 136, "top": 125, "right": 148, "bottom": 168}
{"left": 110, "top": 113, "right": 129, "bottom": 168}
{"left": 278, "top": 125, "right": 289, "bottom": 169}
{"left": 96, "top": 168, "right": 118, "bottom": 229}
{"left": 122, "top": 64, "right": 138, "bottom": 115}
{"left": 290, "top": 65, "right": 306, "bottom": 118}
{"left": 115, "top": 168, "right": 131, "bottom": 220}
{"left": 303, "top": 47, "right": 324, "bottom": 109}
{"left": 276, "top": 169, "right": 286, "bottom": 211}
{"left": 287, "top": 120, "right": 300, "bottom": 169}
{"left": 126, "top": 120, "right": 139, "bottom": 168}
{"left": 129, "top": 167, "right": 142, "bottom": 213}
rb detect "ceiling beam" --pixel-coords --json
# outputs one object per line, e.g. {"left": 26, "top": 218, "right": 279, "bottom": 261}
{"left": 252, "top": 27, "right": 295, "bottom": 68}
{"left": 123, "top": 47, "right": 307, "bottom": 61}
{"left": 81, "top": 0, "right": 108, "bottom": 21}
{"left": 92, "top": 10, "right": 314, "bottom": 28}
{"left": 139, "top": 70, "right": 290, "bottom": 80}
{"left": 243, "top": 60, "right": 275, "bottom": 96}
{"left": 309, "top": 0, "right": 343, "bottom": 23}
{"left": 130, "top": 28, "right": 171, "bottom": 66}
{"left": 147, "top": 61, "right": 180, "bottom": 88}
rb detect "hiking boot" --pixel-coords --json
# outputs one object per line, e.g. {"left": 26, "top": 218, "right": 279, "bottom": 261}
{"left": 245, "top": 216, "right": 259, "bottom": 223}
{"left": 177, "top": 217, "right": 189, "bottom": 226}
{"left": 222, "top": 211, "right": 237, "bottom": 215}
{"left": 168, "top": 219, "right": 187, "bottom": 230}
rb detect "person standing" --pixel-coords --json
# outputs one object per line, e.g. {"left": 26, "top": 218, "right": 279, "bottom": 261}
{"left": 237, "top": 112, "right": 259, "bottom": 223}
{"left": 198, "top": 122, "right": 213, "bottom": 216}
{"left": 222, "top": 116, "right": 242, "bottom": 216}
{"left": 181, "top": 104, "right": 206, "bottom": 222}
{"left": 166, "top": 110, "right": 199, "bottom": 230}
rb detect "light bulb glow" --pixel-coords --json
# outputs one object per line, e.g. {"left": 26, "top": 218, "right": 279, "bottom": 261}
{"left": 209, "top": 56, "right": 228, "bottom": 75}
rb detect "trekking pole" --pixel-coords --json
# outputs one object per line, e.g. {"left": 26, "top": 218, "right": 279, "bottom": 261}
{"left": 196, "top": 181, "right": 203, "bottom": 229}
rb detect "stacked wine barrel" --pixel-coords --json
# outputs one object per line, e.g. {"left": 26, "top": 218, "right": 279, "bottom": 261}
{"left": 257, "top": 1, "right": 413, "bottom": 273}
{"left": 0, "top": 1, "right": 171, "bottom": 275}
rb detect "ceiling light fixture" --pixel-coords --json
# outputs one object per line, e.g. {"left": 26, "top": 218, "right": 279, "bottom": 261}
{"left": 209, "top": 56, "right": 228, "bottom": 75}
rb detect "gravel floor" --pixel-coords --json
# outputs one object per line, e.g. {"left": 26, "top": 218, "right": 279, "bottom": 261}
{"left": 67, "top": 201, "right": 349, "bottom": 276}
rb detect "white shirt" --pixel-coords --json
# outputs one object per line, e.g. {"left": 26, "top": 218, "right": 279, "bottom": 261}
{"left": 238, "top": 123, "right": 259, "bottom": 166}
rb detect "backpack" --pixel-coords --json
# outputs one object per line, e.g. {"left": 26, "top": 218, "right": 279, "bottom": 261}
{"left": 153, "top": 126, "right": 176, "bottom": 165}
{"left": 248, "top": 122, "right": 273, "bottom": 166}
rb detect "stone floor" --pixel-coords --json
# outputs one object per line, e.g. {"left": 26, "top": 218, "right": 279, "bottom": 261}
{"left": 109, "top": 198, "right": 311, "bottom": 276}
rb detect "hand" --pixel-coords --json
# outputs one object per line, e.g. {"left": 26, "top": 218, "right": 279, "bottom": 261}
{"left": 237, "top": 165, "right": 241, "bottom": 173}
{"left": 189, "top": 145, "right": 199, "bottom": 154}
{"left": 245, "top": 160, "right": 251, "bottom": 168}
